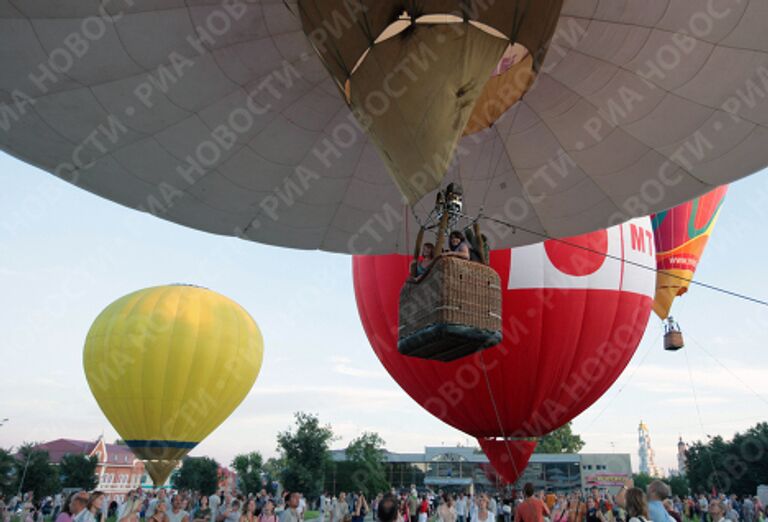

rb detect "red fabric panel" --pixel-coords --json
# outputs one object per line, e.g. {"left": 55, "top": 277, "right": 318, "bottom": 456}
{"left": 652, "top": 185, "right": 728, "bottom": 253}
{"left": 478, "top": 438, "right": 537, "bottom": 485}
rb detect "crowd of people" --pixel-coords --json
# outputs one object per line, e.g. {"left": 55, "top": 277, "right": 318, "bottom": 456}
{"left": 1, "top": 481, "right": 766, "bottom": 522}
{"left": 317, "top": 482, "right": 768, "bottom": 522}
{"left": 0, "top": 489, "right": 300, "bottom": 522}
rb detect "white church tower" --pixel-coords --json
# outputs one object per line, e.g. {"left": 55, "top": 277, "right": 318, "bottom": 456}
{"left": 638, "top": 421, "right": 661, "bottom": 477}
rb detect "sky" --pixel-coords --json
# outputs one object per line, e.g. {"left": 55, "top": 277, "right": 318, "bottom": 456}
{"left": 1, "top": 151, "right": 767, "bottom": 475}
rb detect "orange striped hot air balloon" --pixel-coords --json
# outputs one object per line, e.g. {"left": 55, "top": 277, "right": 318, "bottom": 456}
{"left": 651, "top": 186, "right": 728, "bottom": 350}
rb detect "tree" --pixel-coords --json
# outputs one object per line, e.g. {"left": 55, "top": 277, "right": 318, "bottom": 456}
{"left": 14, "top": 445, "right": 60, "bottom": 501}
{"left": 60, "top": 454, "right": 98, "bottom": 490}
{"left": 631, "top": 474, "right": 688, "bottom": 498}
{"left": 632, "top": 473, "right": 654, "bottom": 492}
{"left": 173, "top": 457, "right": 220, "bottom": 495}
{"left": 263, "top": 457, "right": 283, "bottom": 478}
{"left": 728, "top": 423, "right": 768, "bottom": 494}
{"left": 667, "top": 475, "right": 690, "bottom": 497}
{"left": 262, "top": 457, "right": 283, "bottom": 495}
{"left": 277, "top": 412, "right": 335, "bottom": 499}
{"left": 685, "top": 422, "right": 768, "bottom": 495}
{"left": 338, "top": 432, "right": 389, "bottom": 496}
{"left": 534, "top": 423, "right": 585, "bottom": 454}
{"left": 232, "top": 452, "right": 264, "bottom": 495}
{"left": 0, "top": 449, "right": 17, "bottom": 498}
{"left": 686, "top": 436, "right": 729, "bottom": 494}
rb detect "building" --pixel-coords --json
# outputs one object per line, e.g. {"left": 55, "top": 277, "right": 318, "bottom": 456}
{"left": 676, "top": 437, "right": 687, "bottom": 475}
{"left": 330, "top": 446, "right": 631, "bottom": 494}
{"left": 638, "top": 421, "right": 662, "bottom": 477}
{"left": 33, "top": 437, "right": 146, "bottom": 500}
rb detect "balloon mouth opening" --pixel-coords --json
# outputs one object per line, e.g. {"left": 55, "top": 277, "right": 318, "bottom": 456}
{"left": 339, "top": 14, "right": 526, "bottom": 104}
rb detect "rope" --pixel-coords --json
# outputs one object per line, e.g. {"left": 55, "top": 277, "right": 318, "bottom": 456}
{"left": 480, "top": 215, "right": 768, "bottom": 308}
{"left": 683, "top": 347, "right": 724, "bottom": 491}
{"left": 478, "top": 351, "right": 524, "bottom": 483}
{"left": 583, "top": 324, "right": 663, "bottom": 430}
{"left": 686, "top": 333, "right": 768, "bottom": 408}
{"left": 404, "top": 204, "right": 410, "bottom": 256}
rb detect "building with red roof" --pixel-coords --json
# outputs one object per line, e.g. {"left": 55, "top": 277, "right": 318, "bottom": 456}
{"left": 33, "top": 437, "right": 148, "bottom": 501}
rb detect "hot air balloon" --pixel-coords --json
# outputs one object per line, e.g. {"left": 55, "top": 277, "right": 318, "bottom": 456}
{"left": 0, "top": 3, "right": 764, "bottom": 254}
{"left": 83, "top": 285, "right": 264, "bottom": 485}
{"left": 353, "top": 217, "right": 655, "bottom": 483}
{"left": 651, "top": 185, "right": 728, "bottom": 351}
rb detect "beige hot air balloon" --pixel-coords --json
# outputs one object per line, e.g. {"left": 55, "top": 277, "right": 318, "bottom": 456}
{"left": 1, "top": 2, "right": 766, "bottom": 253}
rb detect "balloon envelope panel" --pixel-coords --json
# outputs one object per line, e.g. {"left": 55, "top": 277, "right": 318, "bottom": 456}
{"left": 651, "top": 185, "right": 728, "bottom": 319}
{"left": 0, "top": 4, "right": 764, "bottom": 253}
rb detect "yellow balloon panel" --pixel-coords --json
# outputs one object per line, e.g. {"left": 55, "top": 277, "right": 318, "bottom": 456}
{"left": 145, "top": 460, "right": 180, "bottom": 486}
{"left": 83, "top": 285, "right": 263, "bottom": 461}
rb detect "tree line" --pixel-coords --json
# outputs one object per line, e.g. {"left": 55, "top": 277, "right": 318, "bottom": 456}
{"left": 176, "top": 415, "right": 587, "bottom": 499}
{"left": 175, "top": 412, "right": 389, "bottom": 498}
{"left": 16, "top": 412, "right": 732, "bottom": 503}
{"left": 0, "top": 415, "right": 586, "bottom": 502}
{"left": 0, "top": 444, "right": 98, "bottom": 500}
{"left": 685, "top": 422, "right": 768, "bottom": 495}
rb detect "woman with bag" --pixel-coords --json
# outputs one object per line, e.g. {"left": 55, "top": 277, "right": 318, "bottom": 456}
{"left": 625, "top": 490, "right": 650, "bottom": 522}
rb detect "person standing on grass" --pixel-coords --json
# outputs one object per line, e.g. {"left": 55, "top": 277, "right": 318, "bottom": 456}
{"left": 457, "top": 494, "right": 468, "bottom": 522}
{"left": 280, "top": 493, "right": 301, "bottom": 522}
{"left": 438, "top": 494, "right": 457, "bottom": 522}
{"left": 56, "top": 492, "right": 89, "bottom": 522}
{"left": 514, "top": 484, "right": 549, "bottom": 522}
{"left": 377, "top": 495, "right": 398, "bottom": 522}
{"left": 472, "top": 495, "right": 494, "bottom": 522}
{"left": 625, "top": 489, "right": 649, "bottom": 522}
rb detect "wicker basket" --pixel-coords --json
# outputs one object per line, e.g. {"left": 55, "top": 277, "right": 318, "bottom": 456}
{"left": 664, "top": 330, "right": 685, "bottom": 351}
{"left": 398, "top": 256, "right": 502, "bottom": 362}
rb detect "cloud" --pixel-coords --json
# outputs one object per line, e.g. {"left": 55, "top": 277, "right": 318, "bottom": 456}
{"left": 328, "top": 356, "right": 386, "bottom": 379}
{"left": 662, "top": 396, "right": 728, "bottom": 406}
{"left": 629, "top": 364, "right": 768, "bottom": 397}
{"left": 333, "top": 363, "right": 386, "bottom": 379}
{"left": 0, "top": 267, "right": 28, "bottom": 277}
{"left": 257, "top": 384, "right": 399, "bottom": 399}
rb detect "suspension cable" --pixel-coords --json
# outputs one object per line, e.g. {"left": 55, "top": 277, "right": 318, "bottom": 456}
{"left": 480, "top": 215, "right": 768, "bottom": 308}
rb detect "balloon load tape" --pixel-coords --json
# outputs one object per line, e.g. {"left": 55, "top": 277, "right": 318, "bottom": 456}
{"left": 125, "top": 440, "right": 197, "bottom": 461}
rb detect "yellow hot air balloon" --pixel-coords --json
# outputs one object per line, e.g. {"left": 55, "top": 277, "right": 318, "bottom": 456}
{"left": 83, "top": 285, "right": 263, "bottom": 485}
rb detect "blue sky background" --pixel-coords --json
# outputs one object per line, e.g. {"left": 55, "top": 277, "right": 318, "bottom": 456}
{"left": 1, "top": 151, "right": 766, "bottom": 474}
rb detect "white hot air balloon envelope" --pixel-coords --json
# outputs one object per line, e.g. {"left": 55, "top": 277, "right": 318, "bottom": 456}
{"left": 1, "top": 0, "right": 767, "bottom": 254}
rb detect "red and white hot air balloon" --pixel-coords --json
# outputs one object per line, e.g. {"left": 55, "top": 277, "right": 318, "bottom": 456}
{"left": 353, "top": 217, "right": 656, "bottom": 483}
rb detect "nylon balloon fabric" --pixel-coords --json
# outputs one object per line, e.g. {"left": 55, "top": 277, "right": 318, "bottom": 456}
{"left": 352, "top": 218, "right": 655, "bottom": 439}
{"left": 477, "top": 438, "right": 538, "bottom": 485}
{"left": 83, "top": 285, "right": 264, "bottom": 484}
{"left": 1, "top": 3, "right": 764, "bottom": 254}
{"left": 651, "top": 186, "right": 728, "bottom": 319}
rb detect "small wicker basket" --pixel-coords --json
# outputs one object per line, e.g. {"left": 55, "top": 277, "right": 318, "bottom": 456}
{"left": 398, "top": 255, "right": 502, "bottom": 362}
{"left": 664, "top": 330, "right": 684, "bottom": 351}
